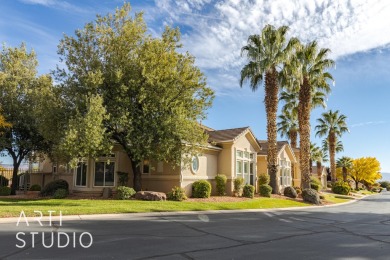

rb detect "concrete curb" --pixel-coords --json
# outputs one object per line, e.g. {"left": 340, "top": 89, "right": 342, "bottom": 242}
{"left": 0, "top": 193, "right": 371, "bottom": 224}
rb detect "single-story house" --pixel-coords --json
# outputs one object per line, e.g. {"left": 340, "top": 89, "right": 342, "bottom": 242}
{"left": 257, "top": 140, "right": 301, "bottom": 191}
{"left": 29, "top": 125, "right": 301, "bottom": 196}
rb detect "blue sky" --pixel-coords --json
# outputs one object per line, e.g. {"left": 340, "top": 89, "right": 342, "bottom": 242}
{"left": 1, "top": 0, "right": 390, "bottom": 174}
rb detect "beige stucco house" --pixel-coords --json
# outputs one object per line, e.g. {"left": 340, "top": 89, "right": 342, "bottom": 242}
{"left": 257, "top": 140, "right": 300, "bottom": 191}
{"left": 29, "top": 126, "right": 304, "bottom": 196}
{"left": 311, "top": 165, "right": 328, "bottom": 189}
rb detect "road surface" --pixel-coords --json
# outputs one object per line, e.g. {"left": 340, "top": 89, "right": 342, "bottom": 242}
{"left": 1, "top": 192, "right": 390, "bottom": 259}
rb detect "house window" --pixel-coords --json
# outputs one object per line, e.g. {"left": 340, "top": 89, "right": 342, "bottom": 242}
{"left": 244, "top": 152, "right": 249, "bottom": 159}
{"left": 75, "top": 162, "right": 87, "bottom": 187}
{"left": 280, "top": 168, "right": 292, "bottom": 186}
{"left": 94, "top": 161, "right": 115, "bottom": 187}
{"left": 250, "top": 153, "right": 254, "bottom": 160}
{"left": 236, "top": 160, "right": 243, "bottom": 178}
{"left": 142, "top": 160, "right": 150, "bottom": 174}
{"left": 191, "top": 156, "right": 199, "bottom": 173}
{"left": 236, "top": 151, "right": 243, "bottom": 158}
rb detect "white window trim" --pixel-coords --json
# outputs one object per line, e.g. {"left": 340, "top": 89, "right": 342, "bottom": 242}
{"left": 74, "top": 161, "right": 88, "bottom": 187}
{"left": 191, "top": 156, "right": 199, "bottom": 174}
{"left": 92, "top": 155, "right": 117, "bottom": 188}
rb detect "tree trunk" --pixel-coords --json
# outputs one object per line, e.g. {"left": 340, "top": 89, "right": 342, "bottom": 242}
{"left": 130, "top": 159, "right": 142, "bottom": 192}
{"left": 298, "top": 77, "right": 312, "bottom": 189}
{"left": 10, "top": 158, "right": 22, "bottom": 195}
{"left": 264, "top": 69, "right": 279, "bottom": 194}
{"left": 355, "top": 179, "right": 359, "bottom": 190}
{"left": 329, "top": 133, "right": 336, "bottom": 183}
{"left": 342, "top": 167, "right": 347, "bottom": 182}
{"left": 290, "top": 130, "right": 298, "bottom": 148}
{"left": 317, "top": 161, "right": 322, "bottom": 178}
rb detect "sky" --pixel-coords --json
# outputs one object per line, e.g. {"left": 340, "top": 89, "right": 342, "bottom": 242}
{"left": 1, "top": 0, "right": 390, "bottom": 175}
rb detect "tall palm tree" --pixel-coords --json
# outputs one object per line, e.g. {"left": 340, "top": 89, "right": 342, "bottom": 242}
{"left": 322, "top": 139, "right": 344, "bottom": 154}
{"left": 283, "top": 41, "right": 334, "bottom": 189}
{"left": 240, "top": 25, "right": 297, "bottom": 194}
{"left": 315, "top": 110, "right": 349, "bottom": 183}
{"left": 277, "top": 109, "right": 298, "bottom": 148}
{"left": 336, "top": 156, "right": 353, "bottom": 182}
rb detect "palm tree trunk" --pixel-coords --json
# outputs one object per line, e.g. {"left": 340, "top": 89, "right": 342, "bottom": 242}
{"left": 316, "top": 161, "right": 322, "bottom": 178}
{"left": 289, "top": 130, "right": 298, "bottom": 148}
{"left": 342, "top": 167, "right": 347, "bottom": 182}
{"left": 298, "top": 77, "right": 312, "bottom": 189}
{"left": 265, "top": 68, "right": 279, "bottom": 194}
{"left": 329, "top": 134, "right": 336, "bottom": 183}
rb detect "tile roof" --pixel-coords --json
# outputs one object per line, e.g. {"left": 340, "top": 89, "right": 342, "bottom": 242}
{"left": 257, "top": 140, "right": 289, "bottom": 155}
{"left": 206, "top": 127, "right": 249, "bottom": 143}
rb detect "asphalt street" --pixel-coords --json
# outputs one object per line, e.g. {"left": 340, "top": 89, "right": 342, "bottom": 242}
{"left": 1, "top": 192, "right": 390, "bottom": 259}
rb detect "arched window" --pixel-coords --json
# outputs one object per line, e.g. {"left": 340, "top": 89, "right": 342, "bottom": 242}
{"left": 191, "top": 156, "right": 199, "bottom": 174}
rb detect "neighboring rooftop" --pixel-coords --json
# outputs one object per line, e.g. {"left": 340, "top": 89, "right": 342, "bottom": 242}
{"left": 206, "top": 127, "right": 249, "bottom": 143}
{"left": 257, "top": 140, "right": 289, "bottom": 155}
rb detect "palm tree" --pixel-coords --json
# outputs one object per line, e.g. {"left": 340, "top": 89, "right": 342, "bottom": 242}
{"left": 277, "top": 109, "right": 298, "bottom": 148}
{"left": 278, "top": 88, "right": 328, "bottom": 149}
{"left": 322, "top": 139, "right": 344, "bottom": 154}
{"left": 283, "top": 41, "right": 334, "bottom": 189}
{"left": 240, "top": 25, "right": 297, "bottom": 194}
{"left": 336, "top": 156, "right": 353, "bottom": 182}
{"left": 311, "top": 146, "right": 328, "bottom": 177}
{"left": 315, "top": 110, "right": 349, "bottom": 183}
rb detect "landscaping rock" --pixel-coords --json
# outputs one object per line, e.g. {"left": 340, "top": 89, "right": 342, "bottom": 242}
{"left": 283, "top": 186, "right": 298, "bottom": 198}
{"left": 135, "top": 191, "right": 167, "bottom": 201}
{"left": 302, "top": 188, "right": 321, "bottom": 205}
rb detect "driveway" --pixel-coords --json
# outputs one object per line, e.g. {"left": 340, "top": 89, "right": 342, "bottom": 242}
{"left": 1, "top": 192, "right": 390, "bottom": 259}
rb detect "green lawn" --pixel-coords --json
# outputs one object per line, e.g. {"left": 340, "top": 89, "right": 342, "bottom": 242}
{"left": 0, "top": 197, "right": 309, "bottom": 218}
{"left": 322, "top": 194, "right": 354, "bottom": 203}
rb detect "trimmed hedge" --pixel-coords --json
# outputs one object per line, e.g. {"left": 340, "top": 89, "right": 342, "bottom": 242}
{"left": 0, "top": 176, "right": 9, "bottom": 187}
{"left": 215, "top": 174, "right": 227, "bottom": 196}
{"left": 242, "top": 184, "right": 255, "bottom": 198}
{"left": 258, "top": 173, "right": 270, "bottom": 185}
{"left": 0, "top": 186, "right": 11, "bottom": 196}
{"left": 167, "top": 186, "right": 187, "bottom": 201}
{"left": 192, "top": 180, "right": 211, "bottom": 198}
{"left": 40, "top": 179, "right": 69, "bottom": 196}
{"left": 332, "top": 181, "right": 351, "bottom": 195}
{"left": 259, "top": 184, "right": 272, "bottom": 197}
{"left": 233, "top": 177, "right": 244, "bottom": 196}
{"left": 116, "top": 186, "right": 136, "bottom": 200}
{"left": 53, "top": 188, "right": 68, "bottom": 199}
{"left": 29, "top": 184, "right": 41, "bottom": 191}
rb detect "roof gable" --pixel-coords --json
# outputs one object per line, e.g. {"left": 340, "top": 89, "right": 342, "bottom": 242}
{"left": 207, "top": 127, "right": 261, "bottom": 152}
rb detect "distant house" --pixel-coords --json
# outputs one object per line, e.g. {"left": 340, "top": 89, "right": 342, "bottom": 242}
{"left": 29, "top": 126, "right": 303, "bottom": 196}
{"left": 257, "top": 140, "right": 301, "bottom": 190}
{"left": 311, "top": 165, "right": 328, "bottom": 188}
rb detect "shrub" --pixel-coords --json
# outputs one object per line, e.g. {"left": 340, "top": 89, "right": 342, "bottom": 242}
{"left": 116, "top": 186, "right": 136, "bottom": 200}
{"left": 29, "top": 184, "right": 41, "bottom": 191}
{"left": 310, "top": 176, "right": 322, "bottom": 191}
{"left": 0, "top": 186, "right": 11, "bottom": 196}
{"left": 332, "top": 181, "right": 351, "bottom": 195}
{"left": 379, "top": 181, "right": 390, "bottom": 188}
{"left": 117, "top": 171, "right": 129, "bottom": 186}
{"left": 40, "top": 179, "right": 69, "bottom": 196}
{"left": 242, "top": 184, "right": 255, "bottom": 198}
{"left": 0, "top": 176, "right": 9, "bottom": 187}
{"left": 258, "top": 173, "right": 270, "bottom": 185}
{"left": 192, "top": 180, "right": 211, "bottom": 198}
{"left": 284, "top": 186, "right": 297, "bottom": 198}
{"left": 387, "top": 185, "right": 390, "bottom": 191}
{"left": 259, "top": 184, "right": 272, "bottom": 197}
{"left": 53, "top": 188, "right": 68, "bottom": 199}
{"left": 233, "top": 177, "right": 244, "bottom": 196}
{"left": 167, "top": 186, "right": 187, "bottom": 201}
{"left": 302, "top": 188, "right": 321, "bottom": 205}
{"left": 319, "top": 194, "right": 325, "bottom": 200}
{"left": 215, "top": 174, "right": 227, "bottom": 196}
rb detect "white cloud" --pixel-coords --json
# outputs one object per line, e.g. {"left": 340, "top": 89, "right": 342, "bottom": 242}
{"left": 350, "top": 121, "right": 386, "bottom": 128}
{"left": 19, "top": 0, "right": 92, "bottom": 14}
{"left": 153, "top": 0, "right": 390, "bottom": 94}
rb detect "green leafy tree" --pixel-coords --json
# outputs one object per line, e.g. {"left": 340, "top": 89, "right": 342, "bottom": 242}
{"left": 315, "top": 110, "right": 349, "bottom": 183}
{"left": 240, "top": 25, "right": 297, "bottom": 194}
{"left": 336, "top": 156, "right": 353, "bottom": 182}
{"left": 283, "top": 41, "right": 334, "bottom": 189}
{"left": 0, "top": 43, "right": 53, "bottom": 195}
{"left": 55, "top": 4, "right": 214, "bottom": 191}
